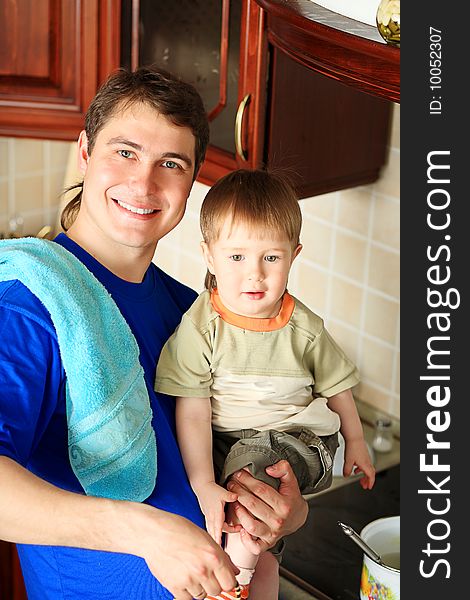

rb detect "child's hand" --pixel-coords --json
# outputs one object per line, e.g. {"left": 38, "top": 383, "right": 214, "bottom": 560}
{"left": 195, "top": 482, "right": 238, "bottom": 545}
{"left": 343, "top": 438, "right": 376, "bottom": 490}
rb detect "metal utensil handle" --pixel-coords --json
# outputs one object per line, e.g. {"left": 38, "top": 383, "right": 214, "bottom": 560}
{"left": 337, "top": 521, "right": 382, "bottom": 563}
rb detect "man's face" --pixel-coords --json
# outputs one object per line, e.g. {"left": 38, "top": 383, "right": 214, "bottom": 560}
{"left": 74, "top": 102, "right": 196, "bottom": 258}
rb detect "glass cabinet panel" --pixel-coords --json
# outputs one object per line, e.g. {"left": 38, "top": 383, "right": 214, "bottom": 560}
{"left": 123, "top": 0, "right": 242, "bottom": 156}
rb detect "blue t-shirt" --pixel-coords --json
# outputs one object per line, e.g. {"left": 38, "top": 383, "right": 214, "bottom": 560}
{"left": 0, "top": 233, "right": 204, "bottom": 599}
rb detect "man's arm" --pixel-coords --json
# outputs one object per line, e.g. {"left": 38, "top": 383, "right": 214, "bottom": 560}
{"left": 0, "top": 456, "right": 238, "bottom": 600}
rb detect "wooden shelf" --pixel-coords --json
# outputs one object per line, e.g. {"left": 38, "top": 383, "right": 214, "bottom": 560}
{"left": 255, "top": 0, "right": 400, "bottom": 103}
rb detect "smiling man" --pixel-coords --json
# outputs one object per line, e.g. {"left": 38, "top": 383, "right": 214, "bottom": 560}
{"left": 0, "top": 67, "right": 308, "bottom": 600}
{"left": 65, "top": 82, "right": 200, "bottom": 282}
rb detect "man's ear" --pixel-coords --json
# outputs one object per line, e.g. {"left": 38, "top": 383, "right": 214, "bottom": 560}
{"left": 77, "top": 131, "right": 90, "bottom": 175}
{"left": 200, "top": 241, "right": 215, "bottom": 274}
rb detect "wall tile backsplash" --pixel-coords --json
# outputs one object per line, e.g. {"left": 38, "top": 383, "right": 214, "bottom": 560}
{"left": 0, "top": 137, "right": 71, "bottom": 238}
{"left": 0, "top": 104, "right": 400, "bottom": 419}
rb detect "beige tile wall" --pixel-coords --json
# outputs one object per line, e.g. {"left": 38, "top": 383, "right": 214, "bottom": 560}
{"left": 0, "top": 137, "right": 71, "bottom": 238}
{"left": 0, "top": 104, "right": 400, "bottom": 419}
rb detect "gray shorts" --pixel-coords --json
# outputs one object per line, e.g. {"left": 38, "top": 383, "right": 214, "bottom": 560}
{"left": 213, "top": 428, "right": 339, "bottom": 562}
{"left": 213, "top": 428, "right": 339, "bottom": 496}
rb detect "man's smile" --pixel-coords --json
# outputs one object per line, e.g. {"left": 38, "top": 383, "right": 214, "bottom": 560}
{"left": 113, "top": 198, "right": 160, "bottom": 216}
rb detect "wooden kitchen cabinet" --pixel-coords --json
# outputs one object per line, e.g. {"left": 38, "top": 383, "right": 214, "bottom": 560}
{"left": 121, "top": 0, "right": 268, "bottom": 186}
{"left": 122, "top": 0, "right": 391, "bottom": 197}
{"left": 0, "top": 0, "right": 120, "bottom": 140}
{"left": 266, "top": 48, "right": 391, "bottom": 198}
{"left": 0, "top": 0, "right": 391, "bottom": 196}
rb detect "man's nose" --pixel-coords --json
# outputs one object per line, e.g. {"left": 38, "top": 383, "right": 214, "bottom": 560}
{"left": 131, "top": 163, "right": 159, "bottom": 195}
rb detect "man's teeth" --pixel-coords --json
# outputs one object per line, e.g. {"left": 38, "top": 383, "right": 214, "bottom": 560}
{"left": 115, "top": 199, "right": 156, "bottom": 215}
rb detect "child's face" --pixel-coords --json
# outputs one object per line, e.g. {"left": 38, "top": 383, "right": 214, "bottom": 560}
{"left": 201, "top": 220, "right": 301, "bottom": 318}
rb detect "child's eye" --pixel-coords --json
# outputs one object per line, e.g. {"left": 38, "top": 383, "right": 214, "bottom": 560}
{"left": 230, "top": 255, "right": 244, "bottom": 262}
{"left": 265, "top": 255, "right": 279, "bottom": 263}
{"left": 118, "top": 149, "right": 134, "bottom": 159}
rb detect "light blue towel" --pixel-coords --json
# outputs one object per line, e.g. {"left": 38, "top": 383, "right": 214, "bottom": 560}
{"left": 0, "top": 237, "right": 157, "bottom": 501}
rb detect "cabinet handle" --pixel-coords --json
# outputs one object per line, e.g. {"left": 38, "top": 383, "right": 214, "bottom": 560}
{"left": 235, "top": 94, "right": 250, "bottom": 162}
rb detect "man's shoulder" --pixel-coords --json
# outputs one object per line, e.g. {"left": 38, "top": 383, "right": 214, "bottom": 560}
{"left": 151, "top": 263, "right": 198, "bottom": 312}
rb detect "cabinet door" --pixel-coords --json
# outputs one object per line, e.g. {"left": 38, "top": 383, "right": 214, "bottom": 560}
{"left": 123, "top": 0, "right": 268, "bottom": 185}
{"left": 0, "top": 0, "right": 120, "bottom": 141}
{"left": 267, "top": 49, "right": 391, "bottom": 198}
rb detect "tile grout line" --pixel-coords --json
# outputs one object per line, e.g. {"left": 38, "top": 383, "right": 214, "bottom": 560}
{"left": 299, "top": 256, "right": 399, "bottom": 304}
{"left": 356, "top": 188, "right": 375, "bottom": 373}
{"left": 329, "top": 315, "right": 399, "bottom": 352}
{"left": 303, "top": 210, "right": 399, "bottom": 254}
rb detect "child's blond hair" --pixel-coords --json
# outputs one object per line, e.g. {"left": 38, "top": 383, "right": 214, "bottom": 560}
{"left": 200, "top": 169, "right": 302, "bottom": 290}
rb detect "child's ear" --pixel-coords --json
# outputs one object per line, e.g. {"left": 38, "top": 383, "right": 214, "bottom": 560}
{"left": 200, "top": 241, "right": 216, "bottom": 274}
{"left": 292, "top": 244, "right": 302, "bottom": 262}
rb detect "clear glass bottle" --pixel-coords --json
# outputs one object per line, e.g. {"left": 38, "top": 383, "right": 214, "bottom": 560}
{"left": 372, "top": 418, "right": 393, "bottom": 453}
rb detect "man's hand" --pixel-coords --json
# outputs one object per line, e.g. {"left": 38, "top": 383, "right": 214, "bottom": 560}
{"left": 0, "top": 457, "right": 239, "bottom": 600}
{"left": 137, "top": 506, "right": 239, "bottom": 600}
{"left": 225, "top": 459, "right": 308, "bottom": 555}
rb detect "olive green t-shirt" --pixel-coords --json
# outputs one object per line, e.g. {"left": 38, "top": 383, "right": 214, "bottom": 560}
{"left": 155, "top": 290, "right": 359, "bottom": 435}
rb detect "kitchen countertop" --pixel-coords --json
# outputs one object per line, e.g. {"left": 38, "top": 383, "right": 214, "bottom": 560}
{"left": 293, "top": 1, "right": 385, "bottom": 43}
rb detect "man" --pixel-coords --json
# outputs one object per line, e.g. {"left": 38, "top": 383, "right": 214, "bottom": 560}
{"left": 0, "top": 67, "right": 308, "bottom": 600}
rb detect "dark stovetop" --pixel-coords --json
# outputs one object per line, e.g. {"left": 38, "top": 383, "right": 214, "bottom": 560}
{"left": 280, "top": 464, "right": 400, "bottom": 600}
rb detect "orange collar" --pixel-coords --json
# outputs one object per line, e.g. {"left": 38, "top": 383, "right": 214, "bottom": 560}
{"left": 210, "top": 289, "right": 294, "bottom": 332}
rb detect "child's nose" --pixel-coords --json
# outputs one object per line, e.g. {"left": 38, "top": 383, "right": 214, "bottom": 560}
{"left": 248, "top": 263, "right": 265, "bottom": 282}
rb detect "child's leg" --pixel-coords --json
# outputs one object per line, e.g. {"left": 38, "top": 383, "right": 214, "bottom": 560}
{"left": 204, "top": 502, "right": 259, "bottom": 599}
{"left": 249, "top": 551, "right": 279, "bottom": 600}
{"left": 224, "top": 501, "right": 259, "bottom": 584}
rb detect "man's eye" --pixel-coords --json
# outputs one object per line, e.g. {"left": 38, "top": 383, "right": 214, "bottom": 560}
{"left": 162, "top": 160, "right": 180, "bottom": 169}
{"left": 230, "top": 255, "right": 244, "bottom": 262}
{"left": 118, "top": 149, "right": 134, "bottom": 159}
{"left": 265, "top": 255, "right": 279, "bottom": 263}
